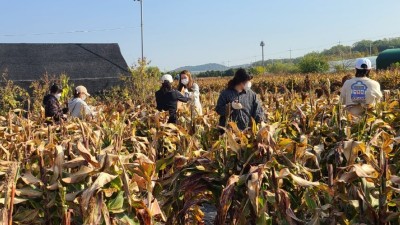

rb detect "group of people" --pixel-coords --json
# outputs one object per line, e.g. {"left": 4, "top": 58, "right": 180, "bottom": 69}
{"left": 43, "top": 84, "right": 94, "bottom": 123}
{"left": 155, "top": 58, "right": 383, "bottom": 131}
{"left": 155, "top": 68, "right": 265, "bottom": 130}
{"left": 43, "top": 57, "right": 383, "bottom": 130}
{"left": 155, "top": 70, "right": 203, "bottom": 124}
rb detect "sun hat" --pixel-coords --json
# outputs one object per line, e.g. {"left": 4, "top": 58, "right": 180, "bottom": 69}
{"left": 355, "top": 58, "right": 372, "bottom": 70}
{"left": 233, "top": 68, "right": 253, "bottom": 83}
{"left": 50, "top": 84, "right": 62, "bottom": 94}
{"left": 75, "top": 85, "right": 90, "bottom": 96}
{"left": 161, "top": 74, "right": 173, "bottom": 83}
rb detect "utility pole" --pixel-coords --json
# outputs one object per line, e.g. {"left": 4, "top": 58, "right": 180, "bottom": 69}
{"left": 260, "top": 41, "right": 265, "bottom": 68}
{"left": 134, "top": 0, "right": 144, "bottom": 62}
{"left": 369, "top": 42, "right": 372, "bottom": 56}
{"left": 338, "top": 41, "right": 345, "bottom": 68}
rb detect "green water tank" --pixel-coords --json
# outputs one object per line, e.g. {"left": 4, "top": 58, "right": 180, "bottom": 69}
{"left": 376, "top": 48, "right": 400, "bottom": 70}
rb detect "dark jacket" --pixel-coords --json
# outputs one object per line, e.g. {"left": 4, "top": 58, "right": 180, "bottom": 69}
{"left": 155, "top": 89, "right": 189, "bottom": 123}
{"left": 43, "top": 94, "right": 64, "bottom": 122}
{"left": 215, "top": 88, "right": 264, "bottom": 130}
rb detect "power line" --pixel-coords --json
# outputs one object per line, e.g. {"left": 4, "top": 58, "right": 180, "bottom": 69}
{"left": 0, "top": 26, "right": 139, "bottom": 37}
{"left": 236, "top": 32, "right": 400, "bottom": 64}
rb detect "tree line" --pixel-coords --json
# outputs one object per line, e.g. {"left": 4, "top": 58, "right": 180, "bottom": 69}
{"left": 195, "top": 37, "right": 400, "bottom": 77}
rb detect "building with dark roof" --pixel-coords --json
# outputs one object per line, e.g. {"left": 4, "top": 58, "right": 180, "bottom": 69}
{"left": 0, "top": 43, "right": 130, "bottom": 93}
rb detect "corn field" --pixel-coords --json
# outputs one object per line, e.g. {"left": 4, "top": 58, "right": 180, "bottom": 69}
{"left": 2, "top": 70, "right": 400, "bottom": 225}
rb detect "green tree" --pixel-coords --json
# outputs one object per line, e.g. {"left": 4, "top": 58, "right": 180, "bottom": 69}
{"left": 0, "top": 73, "right": 29, "bottom": 114}
{"left": 248, "top": 66, "right": 266, "bottom": 76}
{"left": 352, "top": 40, "right": 373, "bottom": 55}
{"left": 223, "top": 68, "right": 236, "bottom": 77}
{"left": 322, "top": 45, "right": 352, "bottom": 57}
{"left": 119, "top": 58, "right": 160, "bottom": 104}
{"left": 298, "top": 53, "right": 329, "bottom": 74}
{"left": 197, "top": 70, "right": 223, "bottom": 78}
{"left": 266, "top": 62, "right": 299, "bottom": 74}
{"left": 146, "top": 66, "right": 162, "bottom": 78}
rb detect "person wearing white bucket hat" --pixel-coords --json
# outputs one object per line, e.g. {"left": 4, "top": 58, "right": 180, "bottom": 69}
{"left": 68, "top": 85, "right": 94, "bottom": 119}
{"left": 340, "top": 58, "right": 382, "bottom": 116}
{"left": 155, "top": 74, "right": 190, "bottom": 123}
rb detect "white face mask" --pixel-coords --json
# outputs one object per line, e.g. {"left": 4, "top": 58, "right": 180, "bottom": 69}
{"left": 55, "top": 93, "right": 62, "bottom": 100}
{"left": 244, "top": 82, "right": 252, "bottom": 91}
{"left": 81, "top": 95, "right": 87, "bottom": 101}
{"left": 181, "top": 78, "right": 189, "bottom": 85}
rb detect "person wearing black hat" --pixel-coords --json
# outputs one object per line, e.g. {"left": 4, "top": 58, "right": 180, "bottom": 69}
{"left": 43, "top": 84, "right": 68, "bottom": 122}
{"left": 215, "top": 68, "right": 265, "bottom": 130}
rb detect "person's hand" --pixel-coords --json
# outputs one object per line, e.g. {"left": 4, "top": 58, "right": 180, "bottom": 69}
{"left": 261, "top": 121, "right": 267, "bottom": 127}
{"left": 231, "top": 101, "right": 243, "bottom": 110}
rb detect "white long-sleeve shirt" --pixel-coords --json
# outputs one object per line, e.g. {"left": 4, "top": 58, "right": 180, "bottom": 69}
{"left": 68, "top": 98, "right": 94, "bottom": 119}
{"left": 340, "top": 77, "right": 382, "bottom": 115}
{"left": 184, "top": 83, "right": 203, "bottom": 115}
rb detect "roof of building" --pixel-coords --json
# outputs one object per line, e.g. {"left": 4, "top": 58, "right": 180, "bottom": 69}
{"left": 0, "top": 43, "right": 130, "bottom": 92}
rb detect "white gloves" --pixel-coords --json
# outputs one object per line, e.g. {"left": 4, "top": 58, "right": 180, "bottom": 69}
{"left": 231, "top": 101, "right": 243, "bottom": 110}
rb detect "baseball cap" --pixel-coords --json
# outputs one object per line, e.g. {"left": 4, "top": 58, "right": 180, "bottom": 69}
{"left": 355, "top": 58, "right": 372, "bottom": 70}
{"left": 75, "top": 85, "right": 90, "bottom": 96}
{"left": 161, "top": 74, "right": 173, "bottom": 83}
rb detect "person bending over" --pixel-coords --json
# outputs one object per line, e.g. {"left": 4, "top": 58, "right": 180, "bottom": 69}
{"left": 156, "top": 74, "right": 190, "bottom": 124}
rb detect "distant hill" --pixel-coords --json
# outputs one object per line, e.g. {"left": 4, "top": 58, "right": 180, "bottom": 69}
{"left": 230, "top": 63, "right": 251, "bottom": 69}
{"left": 174, "top": 63, "right": 229, "bottom": 73}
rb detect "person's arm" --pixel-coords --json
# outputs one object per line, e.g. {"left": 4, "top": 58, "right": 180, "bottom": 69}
{"left": 215, "top": 91, "right": 228, "bottom": 116}
{"left": 252, "top": 93, "right": 265, "bottom": 123}
{"left": 373, "top": 82, "right": 383, "bottom": 101}
{"left": 175, "top": 91, "right": 189, "bottom": 103}
{"left": 191, "top": 83, "right": 200, "bottom": 98}
{"left": 81, "top": 101, "right": 94, "bottom": 117}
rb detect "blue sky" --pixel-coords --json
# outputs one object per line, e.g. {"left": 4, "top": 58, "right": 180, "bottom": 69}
{"left": 1, "top": 0, "right": 400, "bottom": 71}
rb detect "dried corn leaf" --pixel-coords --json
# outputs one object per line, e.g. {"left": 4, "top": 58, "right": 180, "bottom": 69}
{"left": 81, "top": 172, "right": 117, "bottom": 211}
{"left": 62, "top": 166, "right": 93, "bottom": 184}
{"left": 63, "top": 156, "right": 86, "bottom": 168}
{"left": 15, "top": 187, "right": 42, "bottom": 198}
{"left": 20, "top": 172, "right": 42, "bottom": 185}
{"left": 77, "top": 141, "right": 100, "bottom": 168}
{"left": 343, "top": 141, "right": 366, "bottom": 165}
